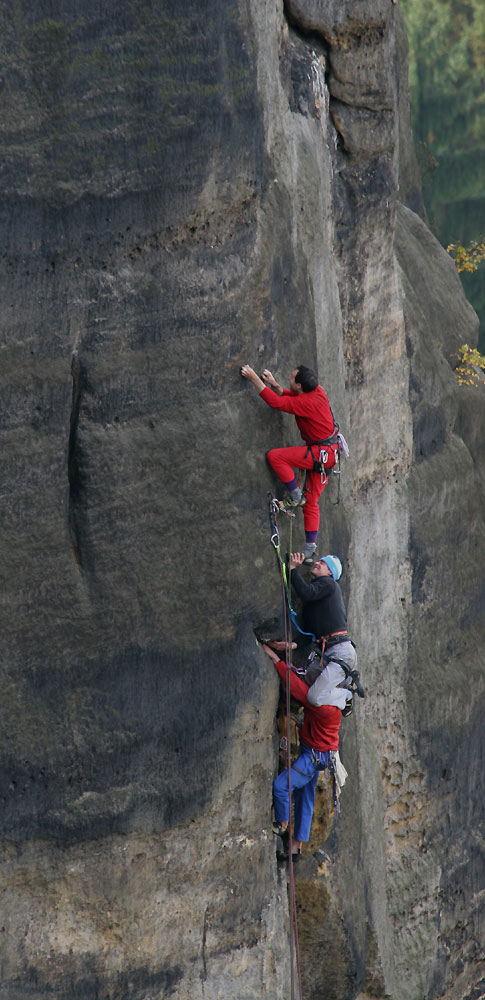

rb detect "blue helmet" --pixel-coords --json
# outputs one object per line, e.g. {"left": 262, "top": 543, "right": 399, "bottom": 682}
{"left": 319, "top": 555, "right": 342, "bottom": 581}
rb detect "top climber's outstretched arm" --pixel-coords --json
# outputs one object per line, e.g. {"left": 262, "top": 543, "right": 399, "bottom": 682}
{"left": 240, "top": 365, "right": 266, "bottom": 392}
{"left": 241, "top": 365, "right": 300, "bottom": 411}
{"left": 240, "top": 365, "right": 286, "bottom": 396}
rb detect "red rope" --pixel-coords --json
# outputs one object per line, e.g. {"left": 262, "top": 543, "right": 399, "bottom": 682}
{"left": 277, "top": 533, "right": 303, "bottom": 1000}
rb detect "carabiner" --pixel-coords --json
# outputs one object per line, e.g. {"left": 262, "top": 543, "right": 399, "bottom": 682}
{"left": 319, "top": 448, "right": 329, "bottom": 485}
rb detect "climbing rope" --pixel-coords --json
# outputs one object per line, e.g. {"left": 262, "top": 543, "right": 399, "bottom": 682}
{"left": 268, "top": 494, "right": 314, "bottom": 642}
{"left": 273, "top": 499, "right": 303, "bottom": 1000}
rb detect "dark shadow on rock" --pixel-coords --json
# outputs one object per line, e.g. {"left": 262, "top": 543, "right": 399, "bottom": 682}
{"left": 0, "top": 620, "right": 268, "bottom": 844}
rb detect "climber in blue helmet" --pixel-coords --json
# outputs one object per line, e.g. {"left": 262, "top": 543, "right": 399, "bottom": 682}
{"left": 266, "top": 552, "right": 359, "bottom": 713}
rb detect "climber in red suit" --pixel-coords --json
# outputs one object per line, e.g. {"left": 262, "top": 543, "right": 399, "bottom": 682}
{"left": 241, "top": 364, "right": 339, "bottom": 562}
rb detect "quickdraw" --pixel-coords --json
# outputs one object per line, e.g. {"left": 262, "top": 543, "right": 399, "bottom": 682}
{"left": 268, "top": 493, "right": 315, "bottom": 641}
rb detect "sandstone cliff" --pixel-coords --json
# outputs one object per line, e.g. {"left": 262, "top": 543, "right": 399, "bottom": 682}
{"left": 0, "top": 2, "right": 483, "bottom": 999}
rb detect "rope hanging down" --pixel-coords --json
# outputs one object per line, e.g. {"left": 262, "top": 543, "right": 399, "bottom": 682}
{"left": 271, "top": 495, "right": 303, "bottom": 1000}
{"left": 268, "top": 494, "right": 315, "bottom": 641}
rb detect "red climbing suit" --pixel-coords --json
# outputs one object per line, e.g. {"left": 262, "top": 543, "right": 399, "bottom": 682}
{"left": 260, "top": 385, "right": 338, "bottom": 533}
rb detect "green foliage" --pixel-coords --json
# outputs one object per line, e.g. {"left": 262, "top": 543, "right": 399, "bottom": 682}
{"left": 403, "top": 0, "right": 484, "bottom": 127}
{"left": 453, "top": 344, "right": 485, "bottom": 386}
{"left": 401, "top": 0, "right": 484, "bottom": 219}
{"left": 447, "top": 239, "right": 485, "bottom": 274}
{"left": 401, "top": 0, "right": 485, "bottom": 348}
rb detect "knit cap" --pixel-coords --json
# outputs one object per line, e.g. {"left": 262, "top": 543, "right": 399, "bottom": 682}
{"left": 320, "top": 555, "right": 342, "bottom": 581}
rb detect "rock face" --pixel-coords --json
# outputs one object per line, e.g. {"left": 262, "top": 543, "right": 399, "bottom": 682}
{"left": 0, "top": 2, "right": 483, "bottom": 999}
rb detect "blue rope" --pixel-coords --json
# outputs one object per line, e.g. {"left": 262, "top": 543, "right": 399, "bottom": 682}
{"left": 289, "top": 608, "right": 315, "bottom": 641}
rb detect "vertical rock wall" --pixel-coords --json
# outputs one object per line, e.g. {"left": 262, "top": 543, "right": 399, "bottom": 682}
{"left": 0, "top": 1, "right": 483, "bottom": 999}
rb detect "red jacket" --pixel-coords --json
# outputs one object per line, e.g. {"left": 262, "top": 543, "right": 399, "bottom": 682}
{"left": 259, "top": 385, "right": 335, "bottom": 444}
{"left": 274, "top": 660, "right": 341, "bottom": 751}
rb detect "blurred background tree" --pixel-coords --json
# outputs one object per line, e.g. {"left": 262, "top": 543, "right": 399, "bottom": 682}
{"left": 401, "top": 0, "right": 485, "bottom": 349}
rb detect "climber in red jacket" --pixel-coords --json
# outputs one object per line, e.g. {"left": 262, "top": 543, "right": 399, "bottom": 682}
{"left": 241, "top": 363, "right": 339, "bottom": 562}
{"left": 263, "top": 643, "right": 343, "bottom": 861}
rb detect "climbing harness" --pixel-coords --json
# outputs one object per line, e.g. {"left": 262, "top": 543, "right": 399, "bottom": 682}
{"left": 291, "top": 746, "right": 331, "bottom": 775}
{"left": 289, "top": 745, "right": 339, "bottom": 812}
{"left": 303, "top": 644, "right": 366, "bottom": 712}
{"left": 303, "top": 423, "right": 350, "bottom": 503}
{"left": 313, "top": 747, "right": 339, "bottom": 809}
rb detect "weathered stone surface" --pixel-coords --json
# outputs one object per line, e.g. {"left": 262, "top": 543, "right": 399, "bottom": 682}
{"left": 330, "top": 100, "right": 395, "bottom": 159}
{"left": 285, "top": 0, "right": 396, "bottom": 163}
{"left": 0, "top": 1, "right": 484, "bottom": 999}
{"left": 284, "top": 0, "right": 391, "bottom": 37}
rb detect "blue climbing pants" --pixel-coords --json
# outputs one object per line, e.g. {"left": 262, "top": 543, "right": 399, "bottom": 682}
{"left": 273, "top": 746, "right": 330, "bottom": 842}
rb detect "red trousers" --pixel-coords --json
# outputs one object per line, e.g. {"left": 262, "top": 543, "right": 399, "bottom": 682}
{"left": 267, "top": 444, "right": 337, "bottom": 533}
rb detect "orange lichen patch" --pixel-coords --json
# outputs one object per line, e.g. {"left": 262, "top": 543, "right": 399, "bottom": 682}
{"left": 307, "top": 772, "right": 335, "bottom": 855}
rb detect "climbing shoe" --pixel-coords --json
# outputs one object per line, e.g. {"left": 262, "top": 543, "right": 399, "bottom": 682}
{"left": 277, "top": 495, "right": 306, "bottom": 512}
{"left": 279, "top": 841, "right": 301, "bottom": 865}
{"left": 302, "top": 541, "right": 317, "bottom": 564}
{"left": 272, "top": 820, "right": 287, "bottom": 836}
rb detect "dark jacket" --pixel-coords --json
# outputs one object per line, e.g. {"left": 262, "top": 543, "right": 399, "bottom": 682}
{"left": 291, "top": 569, "right": 347, "bottom": 638}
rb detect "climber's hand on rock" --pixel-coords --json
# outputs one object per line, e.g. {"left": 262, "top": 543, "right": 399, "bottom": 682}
{"left": 240, "top": 364, "right": 257, "bottom": 380}
{"left": 261, "top": 369, "right": 277, "bottom": 387}
{"left": 240, "top": 365, "right": 265, "bottom": 391}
